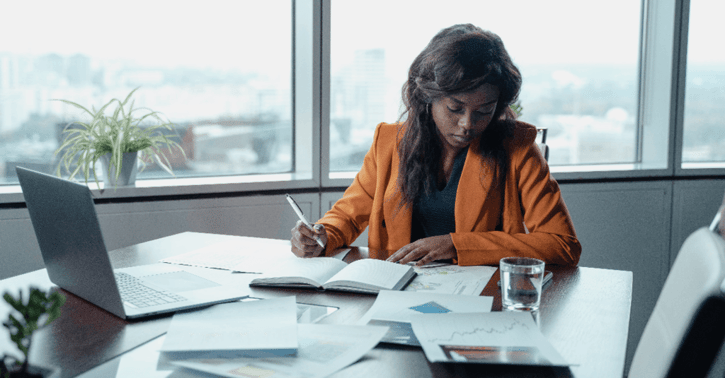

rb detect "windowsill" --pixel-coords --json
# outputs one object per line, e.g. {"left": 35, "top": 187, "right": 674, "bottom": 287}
{"left": 682, "top": 162, "right": 725, "bottom": 170}
{"left": 3, "top": 162, "right": 725, "bottom": 206}
{"left": 0, "top": 172, "right": 317, "bottom": 205}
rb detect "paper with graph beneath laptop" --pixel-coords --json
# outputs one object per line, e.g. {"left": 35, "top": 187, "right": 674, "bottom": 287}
{"left": 357, "top": 290, "right": 493, "bottom": 346}
{"left": 410, "top": 312, "right": 572, "bottom": 366}
{"left": 404, "top": 264, "right": 497, "bottom": 295}
{"left": 160, "top": 296, "right": 297, "bottom": 357}
{"left": 168, "top": 324, "right": 388, "bottom": 378}
{"left": 161, "top": 236, "right": 298, "bottom": 273}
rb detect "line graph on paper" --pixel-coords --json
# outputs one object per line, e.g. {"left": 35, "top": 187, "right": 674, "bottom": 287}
{"left": 424, "top": 316, "right": 531, "bottom": 345}
{"left": 412, "top": 312, "right": 572, "bottom": 366}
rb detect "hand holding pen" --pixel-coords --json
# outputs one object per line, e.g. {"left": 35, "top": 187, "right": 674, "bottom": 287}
{"left": 287, "top": 194, "right": 327, "bottom": 258}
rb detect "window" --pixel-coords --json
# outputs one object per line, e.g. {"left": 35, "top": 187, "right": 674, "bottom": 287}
{"left": 329, "top": 0, "right": 642, "bottom": 172}
{"left": 682, "top": 0, "right": 725, "bottom": 167}
{"left": 0, "top": 0, "right": 292, "bottom": 185}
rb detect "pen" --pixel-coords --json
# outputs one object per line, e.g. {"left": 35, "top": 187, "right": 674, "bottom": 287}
{"left": 406, "top": 261, "right": 450, "bottom": 269}
{"left": 286, "top": 194, "right": 325, "bottom": 248}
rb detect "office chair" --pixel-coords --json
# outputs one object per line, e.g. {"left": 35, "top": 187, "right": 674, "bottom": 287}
{"left": 710, "top": 203, "right": 723, "bottom": 236}
{"left": 629, "top": 227, "right": 725, "bottom": 378}
{"left": 536, "top": 127, "right": 549, "bottom": 162}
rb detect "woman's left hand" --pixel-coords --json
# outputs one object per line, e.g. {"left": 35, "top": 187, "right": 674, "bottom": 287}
{"left": 386, "top": 234, "right": 456, "bottom": 266}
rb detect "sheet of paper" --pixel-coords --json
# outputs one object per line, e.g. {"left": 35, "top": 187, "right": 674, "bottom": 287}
{"left": 410, "top": 312, "right": 572, "bottom": 366}
{"left": 160, "top": 237, "right": 297, "bottom": 273}
{"left": 404, "top": 264, "right": 496, "bottom": 295}
{"left": 241, "top": 297, "right": 339, "bottom": 324}
{"left": 160, "top": 296, "right": 297, "bottom": 357}
{"left": 168, "top": 324, "right": 388, "bottom": 378}
{"left": 357, "top": 290, "right": 493, "bottom": 346}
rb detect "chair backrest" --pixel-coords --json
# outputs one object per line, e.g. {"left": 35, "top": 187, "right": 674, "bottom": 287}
{"left": 536, "top": 127, "right": 549, "bottom": 161}
{"left": 629, "top": 227, "right": 725, "bottom": 378}
{"left": 710, "top": 204, "right": 723, "bottom": 235}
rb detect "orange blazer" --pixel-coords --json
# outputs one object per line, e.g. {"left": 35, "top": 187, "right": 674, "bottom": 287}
{"left": 319, "top": 122, "right": 582, "bottom": 266}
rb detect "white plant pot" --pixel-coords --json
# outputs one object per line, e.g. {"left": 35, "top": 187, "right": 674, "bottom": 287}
{"left": 100, "top": 151, "right": 138, "bottom": 187}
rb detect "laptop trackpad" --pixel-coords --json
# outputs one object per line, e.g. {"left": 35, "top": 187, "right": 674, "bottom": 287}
{"left": 140, "top": 271, "right": 220, "bottom": 293}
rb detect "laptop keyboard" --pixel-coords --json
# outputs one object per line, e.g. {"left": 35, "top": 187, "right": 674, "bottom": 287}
{"left": 115, "top": 272, "right": 186, "bottom": 308}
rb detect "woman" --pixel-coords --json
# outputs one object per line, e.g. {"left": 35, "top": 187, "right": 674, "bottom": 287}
{"left": 291, "top": 24, "right": 582, "bottom": 267}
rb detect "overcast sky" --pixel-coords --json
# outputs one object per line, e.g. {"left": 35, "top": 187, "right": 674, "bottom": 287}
{"left": 1, "top": 0, "right": 721, "bottom": 75}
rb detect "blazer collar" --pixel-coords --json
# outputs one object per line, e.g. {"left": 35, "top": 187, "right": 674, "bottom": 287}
{"left": 384, "top": 137, "right": 499, "bottom": 243}
{"left": 455, "top": 138, "right": 499, "bottom": 232}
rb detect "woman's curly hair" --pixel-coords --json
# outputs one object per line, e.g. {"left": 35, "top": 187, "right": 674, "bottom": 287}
{"left": 396, "top": 24, "right": 522, "bottom": 207}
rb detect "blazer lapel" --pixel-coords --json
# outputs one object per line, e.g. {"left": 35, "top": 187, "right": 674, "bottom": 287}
{"left": 455, "top": 140, "right": 499, "bottom": 232}
{"left": 383, "top": 143, "right": 413, "bottom": 249}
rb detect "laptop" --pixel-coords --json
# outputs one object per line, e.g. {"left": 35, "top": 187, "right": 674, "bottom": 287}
{"left": 16, "top": 167, "right": 247, "bottom": 319}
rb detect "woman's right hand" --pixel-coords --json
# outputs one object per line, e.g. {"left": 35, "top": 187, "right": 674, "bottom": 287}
{"left": 290, "top": 221, "right": 327, "bottom": 258}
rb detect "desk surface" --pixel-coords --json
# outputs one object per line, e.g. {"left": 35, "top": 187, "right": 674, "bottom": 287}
{"left": 0, "top": 232, "right": 633, "bottom": 378}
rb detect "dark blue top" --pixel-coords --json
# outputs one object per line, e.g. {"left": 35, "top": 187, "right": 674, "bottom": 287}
{"left": 411, "top": 148, "right": 468, "bottom": 242}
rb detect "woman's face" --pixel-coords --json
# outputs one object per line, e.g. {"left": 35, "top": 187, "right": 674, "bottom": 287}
{"left": 430, "top": 83, "right": 500, "bottom": 154}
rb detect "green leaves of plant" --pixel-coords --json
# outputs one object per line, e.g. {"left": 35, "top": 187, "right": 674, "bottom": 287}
{"left": 2, "top": 288, "right": 66, "bottom": 368}
{"left": 53, "top": 87, "right": 186, "bottom": 190}
{"left": 510, "top": 101, "right": 523, "bottom": 117}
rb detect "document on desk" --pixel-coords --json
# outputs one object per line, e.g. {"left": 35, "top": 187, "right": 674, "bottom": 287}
{"left": 167, "top": 324, "right": 388, "bottom": 378}
{"left": 404, "top": 264, "right": 497, "bottom": 295}
{"left": 160, "top": 296, "right": 297, "bottom": 357}
{"left": 410, "top": 312, "right": 573, "bottom": 366}
{"left": 357, "top": 290, "right": 493, "bottom": 346}
{"left": 161, "top": 236, "right": 298, "bottom": 273}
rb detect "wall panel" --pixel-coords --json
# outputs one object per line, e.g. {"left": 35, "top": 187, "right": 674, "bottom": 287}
{"left": 671, "top": 179, "right": 725, "bottom": 267}
{"left": 0, "top": 193, "right": 320, "bottom": 280}
{"left": 559, "top": 181, "right": 672, "bottom": 372}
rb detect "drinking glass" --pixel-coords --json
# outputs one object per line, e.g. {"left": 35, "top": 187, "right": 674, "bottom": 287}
{"left": 500, "top": 257, "right": 545, "bottom": 311}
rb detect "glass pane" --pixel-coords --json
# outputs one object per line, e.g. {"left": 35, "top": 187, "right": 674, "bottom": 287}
{"left": 0, "top": 0, "right": 292, "bottom": 185}
{"left": 330, "top": 0, "right": 641, "bottom": 172}
{"left": 682, "top": 0, "right": 725, "bottom": 164}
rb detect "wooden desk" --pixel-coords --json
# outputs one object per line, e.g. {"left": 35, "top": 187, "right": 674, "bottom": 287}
{"left": 0, "top": 232, "right": 632, "bottom": 378}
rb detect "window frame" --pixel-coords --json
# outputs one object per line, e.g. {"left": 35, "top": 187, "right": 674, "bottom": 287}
{"left": 1, "top": 0, "right": 722, "bottom": 207}
{"left": 674, "top": 0, "right": 725, "bottom": 176}
{"left": 0, "top": 0, "right": 318, "bottom": 204}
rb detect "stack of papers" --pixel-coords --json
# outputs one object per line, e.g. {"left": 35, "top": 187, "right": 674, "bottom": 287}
{"left": 160, "top": 296, "right": 298, "bottom": 358}
{"left": 159, "top": 296, "right": 388, "bottom": 377}
{"left": 159, "top": 254, "right": 571, "bottom": 371}
{"left": 358, "top": 287, "right": 572, "bottom": 367}
{"left": 168, "top": 324, "right": 387, "bottom": 378}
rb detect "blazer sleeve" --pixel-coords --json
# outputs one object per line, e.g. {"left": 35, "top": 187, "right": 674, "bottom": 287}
{"left": 317, "top": 123, "right": 385, "bottom": 254}
{"left": 452, "top": 128, "right": 582, "bottom": 266}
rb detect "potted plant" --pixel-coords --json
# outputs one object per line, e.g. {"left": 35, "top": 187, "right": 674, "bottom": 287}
{"left": 1, "top": 287, "right": 65, "bottom": 378}
{"left": 53, "top": 87, "right": 185, "bottom": 189}
{"left": 510, "top": 101, "right": 523, "bottom": 117}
